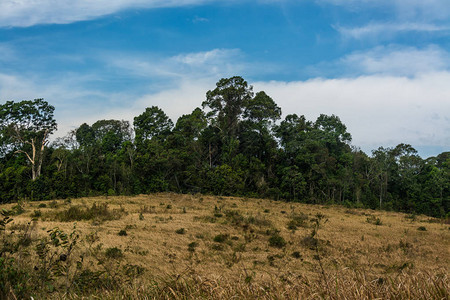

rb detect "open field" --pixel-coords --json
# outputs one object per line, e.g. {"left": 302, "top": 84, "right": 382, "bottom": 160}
{"left": 1, "top": 193, "right": 449, "bottom": 299}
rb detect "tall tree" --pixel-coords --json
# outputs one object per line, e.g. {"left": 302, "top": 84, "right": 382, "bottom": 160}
{"left": 134, "top": 106, "right": 173, "bottom": 142}
{"left": 202, "top": 76, "right": 253, "bottom": 139}
{"left": 0, "top": 99, "right": 57, "bottom": 180}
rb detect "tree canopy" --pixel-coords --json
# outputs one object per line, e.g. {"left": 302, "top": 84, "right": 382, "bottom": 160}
{"left": 0, "top": 79, "right": 448, "bottom": 217}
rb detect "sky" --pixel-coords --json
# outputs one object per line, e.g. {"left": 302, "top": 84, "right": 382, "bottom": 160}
{"left": 0, "top": 0, "right": 449, "bottom": 158}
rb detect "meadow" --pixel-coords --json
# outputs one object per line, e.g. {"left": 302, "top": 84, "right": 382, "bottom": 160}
{"left": 1, "top": 193, "right": 448, "bottom": 299}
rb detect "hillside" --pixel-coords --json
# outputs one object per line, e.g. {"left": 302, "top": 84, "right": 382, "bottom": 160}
{"left": 1, "top": 193, "right": 449, "bottom": 299}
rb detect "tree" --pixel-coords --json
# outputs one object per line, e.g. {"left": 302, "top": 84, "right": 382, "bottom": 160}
{"left": 0, "top": 99, "right": 57, "bottom": 180}
{"left": 202, "top": 76, "right": 254, "bottom": 138}
{"left": 134, "top": 106, "right": 173, "bottom": 142}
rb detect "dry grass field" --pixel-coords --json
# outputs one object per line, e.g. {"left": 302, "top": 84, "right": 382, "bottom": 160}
{"left": 1, "top": 193, "right": 449, "bottom": 299}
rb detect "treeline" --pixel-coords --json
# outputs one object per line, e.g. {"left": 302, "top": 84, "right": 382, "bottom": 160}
{"left": 0, "top": 77, "right": 448, "bottom": 217}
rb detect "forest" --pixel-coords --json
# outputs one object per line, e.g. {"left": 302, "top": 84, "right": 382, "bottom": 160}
{"left": 0, "top": 76, "right": 448, "bottom": 217}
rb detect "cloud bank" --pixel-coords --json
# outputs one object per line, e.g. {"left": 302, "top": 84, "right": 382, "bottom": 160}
{"left": 255, "top": 73, "right": 450, "bottom": 155}
{"left": 0, "top": 0, "right": 214, "bottom": 27}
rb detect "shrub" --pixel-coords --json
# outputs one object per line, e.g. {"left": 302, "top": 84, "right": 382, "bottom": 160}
{"left": 287, "top": 213, "right": 309, "bottom": 230}
{"left": 49, "top": 200, "right": 58, "bottom": 208}
{"left": 188, "top": 242, "right": 198, "bottom": 252}
{"left": 417, "top": 226, "right": 427, "bottom": 231}
{"left": 105, "top": 247, "right": 124, "bottom": 259}
{"left": 175, "top": 228, "right": 186, "bottom": 234}
{"left": 38, "top": 203, "right": 47, "bottom": 208}
{"left": 366, "top": 215, "right": 383, "bottom": 225}
{"left": 213, "top": 234, "right": 229, "bottom": 243}
{"left": 118, "top": 230, "right": 127, "bottom": 236}
{"left": 268, "top": 234, "right": 286, "bottom": 248}
{"left": 53, "top": 203, "right": 125, "bottom": 223}
{"left": 11, "top": 204, "right": 25, "bottom": 215}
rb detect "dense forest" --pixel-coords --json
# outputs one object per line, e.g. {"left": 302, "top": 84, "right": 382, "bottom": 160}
{"left": 0, "top": 76, "right": 448, "bottom": 217}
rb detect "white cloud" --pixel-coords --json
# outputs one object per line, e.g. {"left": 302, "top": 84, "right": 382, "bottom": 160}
{"left": 1, "top": 45, "right": 449, "bottom": 157}
{"left": 321, "top": 0, "right": 450, "bottom": 19}
{"left": 254, "top": 72, "right": 450, "bottom": 155}
{"left": 341, "top": 45, "right": 450, "bottom": 77}
{"left": 324, "top": 0, "right": 450, "bottom": 40}
{"left": 336, "top": 23, "right": 450, "bottom": 39}
{"left": 108, "top": 48, "right": 245, "bottom": 80}
{"left": 0, "top": 48, "right": 244, "bottom": 138}
{"left": 0, "top": 0, "right": 214, "bottom": 27}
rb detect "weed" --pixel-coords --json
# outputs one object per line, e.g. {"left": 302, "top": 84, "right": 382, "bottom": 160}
{"left": 11, "top": 204, "right": 25, "bottom": 215}
{"left": 268, "top": 233, "right": 286, "bottom": 248}
{"left": 366, "top": 215, "right": 383, "bottom": 225}
{"left": 188, "top": 242, "right": 198, "bottom": 252}
{"left": 287, "top": 212, "right": 309, "bottom": 230}
{"left": 195, "top": 234, "right": 205, "bottom": 239}
{"left": 211, "top": 244, "right": 225, "bottom": 251}
{"left": 31, "top": 209, "right": 42, "bottom": 219}
{"left": 105, "top": 247, "right": 124, "bottom": 259}
{"left": 213, "top": 234, "right": 229, "bottom": 243}
{"left": 52, "top": 203, "right": 126, "bottom": 223}
{"left": 175, "top": 228, "right": 186, "bottom": 234}
{"left": 405, "top": 213, "right": 417, "bottom": 222}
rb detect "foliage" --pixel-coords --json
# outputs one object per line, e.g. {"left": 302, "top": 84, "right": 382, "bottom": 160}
{"left": 51, "top": 203, "right": 125, "bottom": 222}
{"left": 0, "top": 77, "right": 449, "bottom": 218}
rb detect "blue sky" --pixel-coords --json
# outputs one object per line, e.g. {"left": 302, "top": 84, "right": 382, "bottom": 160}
{"left": 0, "top": 0, "right": 449, "bottom": 157}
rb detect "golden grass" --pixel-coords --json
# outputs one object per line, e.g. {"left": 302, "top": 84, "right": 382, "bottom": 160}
{"left": 2, "top": 193, "right": 449, "bottom": 299}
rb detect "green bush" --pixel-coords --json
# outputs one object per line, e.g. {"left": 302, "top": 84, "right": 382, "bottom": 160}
{"left": 105, "top": 247, "right": 124, "bottom": 259}
{"left": 175, "top": 228, "right": 186, "bottom": 234}
{"left": 268, "top": 234, "right": 286, "bottom": 248}
{"left": 213, "top": 234, "right": 229, "bottom": 243}
{"left": 53, "top": 203, "right": 125, "bottom": 222}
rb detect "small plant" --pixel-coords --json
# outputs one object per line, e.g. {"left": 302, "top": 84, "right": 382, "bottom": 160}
{"left": 139, "top": 213, "right": 144, "bottom": 220}
{"left": 366, "top": 215, "right": 383, "bottom": 225}
{"left": 211, "top": 244, "right": 224, "bottom": 251}
{"left": 38, "top": 203, "right": 47, "bottom": 208}
{"left": 405, "top": 213, "right": 417, "bottom": 222}
{"left": 175, "top": 228, "right": 186, "bottom": 234}
{"left": 53, "top": 203, "right": 125, "bottom": 223}
{"left": 11, "top": 204, "right": 25, "bottom": 215}
{"left": 188, "top": 242, "right": 198, "bottom": 252}
{"left": 105, "top": 247, "right": 124, "bottom": 259}
{"left": 292, "top": 251, "right": 302, "bottom": 259}
{"left": 268, "top": 233, "right": 286, "bottom": 248}
{"left": 118, "top": 229, "right": 128, "bottom": 236}
{"left": 213, "top": 234, "right": 229, "bottom": 243}
{"left": 287, "top": 213, "right": 309, "bottom": 230}
{"left": 31, "top": 209, "right": 42, "bottom": 219}
{"left": 417, "top": 226, "right": 427, "bottom": 231}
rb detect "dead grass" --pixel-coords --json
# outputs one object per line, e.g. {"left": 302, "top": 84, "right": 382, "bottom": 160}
{"left": 2, "top": 193, "right": 449, "bottom": 299}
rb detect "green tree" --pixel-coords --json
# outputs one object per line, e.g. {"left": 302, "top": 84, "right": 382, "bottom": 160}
{"left": 134, "top": 106, "right": 173, "bottom": 143}
{"left": 202, "top": 76, "right": 254, "bottom": 139}
{"left": 0, "top": 99, "right": 57, "bottom": 180}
